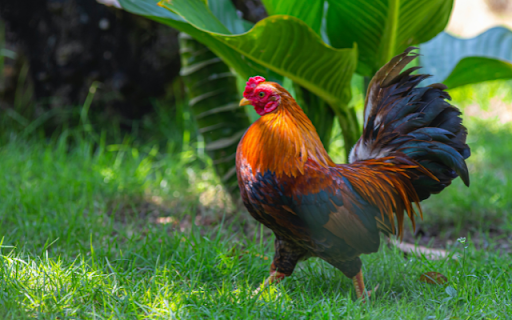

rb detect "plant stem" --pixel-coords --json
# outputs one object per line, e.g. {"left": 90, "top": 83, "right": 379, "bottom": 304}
{"left": 363, "top": 76, "right": 371, "bottom": 99}
{"left": 379, "top": 0, "right": 400, "bottom": 68}
{"left": 336, "top": 107, "right": 360, "bottom": 161}
{"left": 293, "top": 84, "right": 335, "bottom": 150}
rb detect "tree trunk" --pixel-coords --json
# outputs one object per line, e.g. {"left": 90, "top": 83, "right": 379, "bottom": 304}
{"left": 337, "top": 106, "right": 360, "bottom": 160}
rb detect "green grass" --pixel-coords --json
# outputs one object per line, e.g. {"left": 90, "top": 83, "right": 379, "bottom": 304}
{"left": 1, "top": 82, "right": 512, "bottom": 318}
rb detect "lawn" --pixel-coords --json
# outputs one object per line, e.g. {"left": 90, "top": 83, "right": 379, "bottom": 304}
{"left": 0, "top": 82, "right": 511, "bottom": 319}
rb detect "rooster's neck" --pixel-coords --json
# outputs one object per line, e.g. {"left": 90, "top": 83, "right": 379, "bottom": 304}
{"left": 238, "top": 96, "right": 335, "bottom": 178}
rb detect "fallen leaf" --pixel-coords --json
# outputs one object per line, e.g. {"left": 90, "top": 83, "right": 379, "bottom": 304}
{"left": 419, "top": 271, "right": 448, "bottom": 285}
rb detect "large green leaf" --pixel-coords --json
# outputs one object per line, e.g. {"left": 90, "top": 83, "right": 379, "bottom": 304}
{"left": 159, "top": 0, "right": 357, "bottom": 107}
{"left": 119, "top": 0, "right": 272, "bottom": 80}
{"left": 419, "top": 27, "right": 512, "bottom": 88}
{"left": 443, "top": 57, "right": 512, "bottom": 89}
{"left": 120, "top": 0, "right": 183, "bottom": 20}
{"left": 209, "top": 0, "right": 253, "bottom": 33}
{"left": 326, "top": 0, "right": 453, "bottom": 76}
{"left": 261, "top": 0, "right": 325, "bottom": 35}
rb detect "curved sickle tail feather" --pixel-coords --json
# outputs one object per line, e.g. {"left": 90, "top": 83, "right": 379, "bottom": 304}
{"left": 349, "top": 47, "right": 470, "bottom": 204}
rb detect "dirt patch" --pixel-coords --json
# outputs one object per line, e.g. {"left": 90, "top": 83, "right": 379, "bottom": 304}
{"left": 105, "top": 192, "right": 273, "bottom": 244}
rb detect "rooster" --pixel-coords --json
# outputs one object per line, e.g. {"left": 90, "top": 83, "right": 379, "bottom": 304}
{"left": 236, "top": 48, "right": 470, "bottom": 300}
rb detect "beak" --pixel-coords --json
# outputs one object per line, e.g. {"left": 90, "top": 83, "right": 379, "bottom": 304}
{"left": 239, "top": 97, "right": 251, "bottom": 106}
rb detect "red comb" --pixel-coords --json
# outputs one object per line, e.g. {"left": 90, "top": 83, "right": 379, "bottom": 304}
{"left": 244, "top": 76, "right": 266, "bottom": 96}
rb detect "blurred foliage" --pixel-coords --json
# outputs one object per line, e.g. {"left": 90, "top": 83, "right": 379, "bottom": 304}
{"left": 420, "top": 80, "right": 512, "bottom": 234}
{"left": 179, "top": 33, "right": 251, "bottom": 199}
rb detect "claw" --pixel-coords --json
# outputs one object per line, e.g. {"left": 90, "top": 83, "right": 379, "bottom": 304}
{"left": 253, "top": 271, "right": 286, "bottom": 295}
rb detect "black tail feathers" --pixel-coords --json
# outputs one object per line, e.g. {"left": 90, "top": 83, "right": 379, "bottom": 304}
{"left": 349, "top": 47, "right": 470, "bottom": 201}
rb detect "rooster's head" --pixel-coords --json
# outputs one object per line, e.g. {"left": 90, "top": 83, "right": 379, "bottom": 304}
{"left": 239, "top": 76, "right": 282, "bottom": 116}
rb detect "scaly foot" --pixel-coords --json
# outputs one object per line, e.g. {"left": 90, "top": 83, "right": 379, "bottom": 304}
{"left": 352, "top": 270, "right": 378, "bottom": 302}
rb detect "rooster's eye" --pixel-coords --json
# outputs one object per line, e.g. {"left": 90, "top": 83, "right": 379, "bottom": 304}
{"left": 259, "top": 91, "right": 265, "bottom": 98}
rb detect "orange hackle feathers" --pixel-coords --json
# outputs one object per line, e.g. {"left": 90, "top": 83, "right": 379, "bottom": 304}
{"left": 238, "top": 82, "right": 335, "bottom": 178}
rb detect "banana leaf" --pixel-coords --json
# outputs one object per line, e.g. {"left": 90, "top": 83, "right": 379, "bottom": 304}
{"left": 326, "top": 0, "right": 453, "bottom": 76}
{"left": 420, "top": 27, "right": 512, "bottom": 88}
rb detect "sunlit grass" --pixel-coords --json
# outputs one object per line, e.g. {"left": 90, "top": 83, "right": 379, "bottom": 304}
{"left": 1, "top": 224, "right": 511, "bottom": 318}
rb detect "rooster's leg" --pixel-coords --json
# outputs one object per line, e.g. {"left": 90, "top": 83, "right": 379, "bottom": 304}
{"left": 330, "top": 258, "right": 377, "bottom": 302}
{"left": 352, "top": 270, "right": 378, "bottom": 302}
{"left": 254, "top": 236, "right": 306, "bottom": 293}
{"left": 352, "top": 270, "right": 367, "bottom": 300}
{"left": 270, "top": 237, "right": 307, "bottom": 276}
